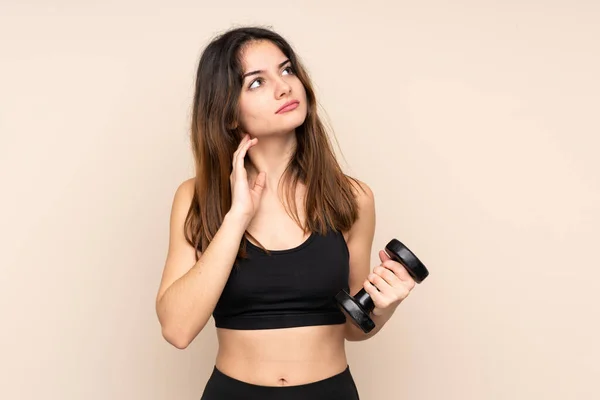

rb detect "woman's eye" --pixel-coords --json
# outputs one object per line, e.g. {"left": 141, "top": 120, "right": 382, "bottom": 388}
{"left": 248, "top": 67, "right": 293, "bottom": 89}
{"left": 249, "top": 79, "right": 263, "bottom": 89}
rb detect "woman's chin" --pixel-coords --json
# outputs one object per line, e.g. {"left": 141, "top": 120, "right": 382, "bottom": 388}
{"left": 252, "top": 122, "right": 305, "bottom": 138}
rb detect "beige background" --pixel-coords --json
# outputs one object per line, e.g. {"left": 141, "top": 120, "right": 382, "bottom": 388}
{"left": 1, "top": 1, "right": 599, "bottom": 399}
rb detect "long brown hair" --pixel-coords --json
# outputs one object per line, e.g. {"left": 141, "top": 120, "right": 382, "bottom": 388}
{"left": 184, "top": 26, "right": 365, "bottom": 263}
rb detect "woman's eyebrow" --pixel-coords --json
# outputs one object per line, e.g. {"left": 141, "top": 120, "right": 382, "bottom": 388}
{"left": 242, "top": 59, "right": 291, "bottom": 80}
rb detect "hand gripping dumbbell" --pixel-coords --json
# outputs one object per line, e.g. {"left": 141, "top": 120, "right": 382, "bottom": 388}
{"left": 335, "top": 239, "right": 429, "bottom": 333}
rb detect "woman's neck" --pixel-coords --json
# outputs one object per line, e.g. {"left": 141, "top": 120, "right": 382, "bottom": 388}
{"left": 245, "top": 132, "right": 297, "bottom": 192}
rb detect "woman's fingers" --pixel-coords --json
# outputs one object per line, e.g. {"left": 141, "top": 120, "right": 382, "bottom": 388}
{"left": 237, "top": 136, "right": 256, "bottom": 175}
{"left": 232, "top": 134, "right": 250, "bottom": 170}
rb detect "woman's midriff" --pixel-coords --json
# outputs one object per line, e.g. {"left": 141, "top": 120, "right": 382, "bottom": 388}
{"left": 214, "top": 323, "right": 348, "bottom": 387}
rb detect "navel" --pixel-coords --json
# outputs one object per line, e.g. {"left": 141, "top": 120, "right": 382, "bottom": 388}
{"left": 278, "top": 377, "right": 288, "bottom": 386}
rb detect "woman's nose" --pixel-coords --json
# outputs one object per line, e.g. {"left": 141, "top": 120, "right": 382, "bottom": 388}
{"left": 275, "top": 79, "right": 292, "bottom": 98}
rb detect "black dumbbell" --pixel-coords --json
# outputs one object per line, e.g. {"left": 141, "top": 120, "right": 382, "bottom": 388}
{"left": 335, "top": 239, "right": 429, "bottom": 333}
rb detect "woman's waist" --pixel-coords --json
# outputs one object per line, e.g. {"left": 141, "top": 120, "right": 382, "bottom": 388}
{"left": 215, "top": 324, "right": 347, "bottom": 386}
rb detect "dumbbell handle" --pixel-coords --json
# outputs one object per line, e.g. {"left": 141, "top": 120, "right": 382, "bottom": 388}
{"left": 354, "top": 288, "right": 375, "bottom": 314}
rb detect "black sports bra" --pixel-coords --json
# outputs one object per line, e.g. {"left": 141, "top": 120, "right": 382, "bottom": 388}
{"left": 212, "top": 226, "right": 350, "bottom": 330}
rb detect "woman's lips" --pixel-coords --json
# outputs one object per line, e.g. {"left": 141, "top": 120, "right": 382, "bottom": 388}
{"left": 276, "top": 100, "right": 300, "bottom": 114}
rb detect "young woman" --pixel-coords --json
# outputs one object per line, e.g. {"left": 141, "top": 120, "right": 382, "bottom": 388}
{"left": 155, "top": 26, "right": 417, "bottom": 400}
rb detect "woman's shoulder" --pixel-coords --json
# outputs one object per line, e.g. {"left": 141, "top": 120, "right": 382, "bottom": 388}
{"left": 344, "top": 176, "right": 375, "bottom": 247}
{"left": 171, "top": 177, "right": 196, "bottom": 210}
{"left": 341, "top": 176, "right": 375, "bottom": 240}
{"left": 345, "top": 175, "right": 375, "bottom": 204}
{"left": 177, "top": 177, "right": 196, "bottom": 194}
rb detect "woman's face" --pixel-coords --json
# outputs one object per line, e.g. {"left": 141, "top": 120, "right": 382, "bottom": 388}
{"left": 236, "top": 40, "right": 308, "bottom": 137}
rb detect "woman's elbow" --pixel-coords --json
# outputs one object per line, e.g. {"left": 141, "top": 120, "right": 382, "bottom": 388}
{"left": 159, "top": 317, "right": 208, "bottom": 349}
{"left": 161, "top": 325, "right": 193, "bottom": 349}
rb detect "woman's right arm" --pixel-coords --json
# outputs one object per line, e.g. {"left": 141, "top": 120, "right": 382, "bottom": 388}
{"left": 155, "top": 134, "right": 265, "bottom": 349}
{"left": 155, "top": 179, "right": 250, "bottom": 349}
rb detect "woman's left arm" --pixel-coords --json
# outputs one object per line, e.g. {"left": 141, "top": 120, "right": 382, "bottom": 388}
{"left": 343, "top": 180, "right": 416, "bottom": 342}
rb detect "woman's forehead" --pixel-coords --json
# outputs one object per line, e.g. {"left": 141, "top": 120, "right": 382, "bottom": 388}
{"left": 240, "top": 41, "right": 287, "bottom": 70}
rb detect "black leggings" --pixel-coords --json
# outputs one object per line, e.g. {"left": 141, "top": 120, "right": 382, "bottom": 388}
{"left": 200, "top": 365, "right": 360, "bottom": 400}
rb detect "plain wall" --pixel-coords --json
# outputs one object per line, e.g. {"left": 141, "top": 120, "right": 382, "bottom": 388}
{"left": 1, "top": 1, "right": 599, "bottom": 399}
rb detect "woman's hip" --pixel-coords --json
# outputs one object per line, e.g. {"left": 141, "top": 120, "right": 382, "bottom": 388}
{"left": 200, "top": 364, "right": 360, "bottom": 400}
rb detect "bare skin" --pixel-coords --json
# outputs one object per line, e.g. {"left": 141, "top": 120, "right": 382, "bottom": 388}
{"left": 156, "top": 39, "right": 408, "bottom": 388}
{"left": 215, "top": 324, "right": 348, "bottom": 386}
{"left": 213, "top": 41, "right": 349, "bottom": 385}
{"left": 214, "top": 180, "right": 352, "bottom": 386}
